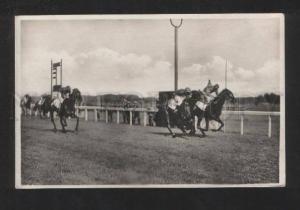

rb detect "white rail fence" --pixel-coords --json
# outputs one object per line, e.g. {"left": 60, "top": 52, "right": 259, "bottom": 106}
{"left": 24, "top": 106, "right": 279, "bottom": 138}
{"left": 75, "top": 106, "right": 156, "bottom": 127}
{"left": 75, "top": 106, "right": 280, "bottom": 138}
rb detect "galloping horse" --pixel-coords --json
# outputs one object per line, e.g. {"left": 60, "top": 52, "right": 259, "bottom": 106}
{"left": 50, "top": 88, "right": 82, "bottom": 133}
{"left": 160, "top": 92, "right": 195, "bottom": 138}
{"left": 191, "top": 88, "right": 235, "bottom": 136}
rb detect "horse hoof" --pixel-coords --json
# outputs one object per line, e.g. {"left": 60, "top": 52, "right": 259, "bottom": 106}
{"left": 172, "top": 134, "right": 176, "bottom": 138}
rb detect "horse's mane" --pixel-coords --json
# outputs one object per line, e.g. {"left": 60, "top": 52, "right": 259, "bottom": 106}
{"left": 211, "top": 88, "right": 232, "bottom": 103}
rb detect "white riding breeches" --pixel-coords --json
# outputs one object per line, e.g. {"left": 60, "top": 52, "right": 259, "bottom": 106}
{"left": 51, "top": 97, "right": 64, "bottom": 110}
{"left": 196, "top": 101, "right": 207, "bottom": 111}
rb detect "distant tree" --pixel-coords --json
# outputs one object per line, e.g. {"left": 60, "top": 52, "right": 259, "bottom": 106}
{"left": 254, "top": 95, "right": 264, "bottom": 106}
{"left": 264, "top": 93, "right": 280, "bottom": 104}
{"left": 264, "top": 92, "right": 280, "bottom": 110}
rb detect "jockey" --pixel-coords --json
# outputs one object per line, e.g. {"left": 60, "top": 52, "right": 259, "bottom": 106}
{"left": 168, "top": 87, "right": 192, "bottom": 112}
{"left": 203, "top": 80, "right": 219, "bottom": 103}
{"left": 38, "top": 95, "right": 46, "bottom": 106}
{"left": 51, "top": 86, "right": 71, "bottom": 110}
{"left": 60, "top": 86, "right": 71, "bottom": 100}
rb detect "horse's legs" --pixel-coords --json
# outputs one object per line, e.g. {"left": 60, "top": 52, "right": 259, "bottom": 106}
{"left": 50, "top": 110, "right": 57, "bottom": 132}
{"left": 165, "top": 110, "right": 176, "bottom": 138}
{"left": 63, "top": 116, "right": 67, "bottom": 126}
{"left": 193, "top": 110, "right": 206, "bottom": 137}
{"left": 187, "top": 119, "right": 196, "bottom": 135}
{"left": 202, "top": 115, "right": 209, "bottom": 132}
{"left": 74, "top": 114, "right": 79, "bottom": 131}
{"left": 60, "top": 116, "right": 66, "bottom": 133}
{"left": 39, "top": 109, "right": 43, "bottom": 119}
{"left": 213, "top": 117, "right": 224, "bottom": 132}
{"left": 177, "top": 122, "right": 187, "bottom": 135}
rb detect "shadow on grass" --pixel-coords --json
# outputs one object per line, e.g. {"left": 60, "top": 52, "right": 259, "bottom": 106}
{"left": 149, "top": 131, "right": 208, "bottom": 139}
{"left": 38, "top": 128, "right": 78, "bottom": 134}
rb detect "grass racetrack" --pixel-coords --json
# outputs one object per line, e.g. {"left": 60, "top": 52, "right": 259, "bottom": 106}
{"left": 21, "top": 115, "right": 280, "bottom": 185}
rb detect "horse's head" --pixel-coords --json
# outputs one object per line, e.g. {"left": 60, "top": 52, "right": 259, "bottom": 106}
{"left": 224, "top": 88, "right": 235, "bottom": 103}
{"left": 212, "top": 84, "right": 219, "bottom": 92}
{"left": 71, "top": 88, "right": 82, "bottom": 106}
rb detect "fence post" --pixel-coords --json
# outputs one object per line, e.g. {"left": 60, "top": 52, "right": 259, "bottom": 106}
{"left": 143, "top": 112, "right": 147, "bottom": 126}
{"left": 268, "top": 115, "right": 272, "bottom": 138}
{"left": 117, "top": 110, "right": 120, "bottom": 124}
{"left": 129, "top": 111, "right": 132, "bottom": 126}
{"left": 85, "top": 108, "right": 88, "bottom": 121}
{"left": 105, "top": 110, "right": 108, "bottom": 123}
{"left": 94, "top": 109, "right": 98, "bottom": 122}
{"left": 240, "top": 114, "right": 244, "bottom": 135}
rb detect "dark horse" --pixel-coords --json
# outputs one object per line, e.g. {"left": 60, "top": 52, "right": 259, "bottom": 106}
{"left": 160, "top": 93, "right": 195, "bottom": 138}
{"left": 51, "top": 88, "right": 82, "bottom": 133}
{"left": 191, "top": 88, "right": 235, "bottom": 136}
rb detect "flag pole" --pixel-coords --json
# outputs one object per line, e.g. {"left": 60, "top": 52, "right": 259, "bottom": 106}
{"left": 60, "top": 59, "right": 62, "bottom": 86}
{"left": 225, "top": 59, "right": 227, "bottom": 89}
{"left": 224, "top": 59, "right": 228, "bottom": 132}
{"left": 51, "top": 59, "right": 53, "bottom": 98}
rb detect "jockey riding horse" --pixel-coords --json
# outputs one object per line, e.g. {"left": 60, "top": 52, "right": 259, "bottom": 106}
{"left": 188, "top": 80, "right": 220, "bottom": 129}
{"left": 51, "top": 86, "right": 72, "bottom": 126}
{"left": 50, "top": 86, "right": 82, "bottom": 132}
{"left": 165, "top": 87, "right": 195, "bottom": 137}
{"left": 203, "top": 80, "right": 219, "bottom": 103}
{"left": 195, "top": 80, "right": 220, "bottom": 117}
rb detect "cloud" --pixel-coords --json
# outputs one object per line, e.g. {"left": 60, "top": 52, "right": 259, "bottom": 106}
{"left": 180, "top": 56, "right": 234, "bottom": 88}
{"left": 180, "top": 56, "right": 281, "bottom": 96}
{"left": 235, "top": 67, "right": 256, "bottom": 80}
{"left": 19, "top": 46, "right": 281, "bottom": 98}
{"left": 20, "top": 48, "right": 173, "bottom": 96}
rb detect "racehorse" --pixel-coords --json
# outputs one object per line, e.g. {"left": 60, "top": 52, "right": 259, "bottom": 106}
{"left": 33, "top": 95, "right": 52, "bottom": 118}
{"left": 20, "top": 94, "right": 33, "bottom": 116}
{"left": 50, "top": 88, "right": 82, "bottom": 133}
{"left": 160, "top": 92, "right": 195, "bottom": 138}
{"left": 191, "top": 88, "right": 235, "bottom": 136}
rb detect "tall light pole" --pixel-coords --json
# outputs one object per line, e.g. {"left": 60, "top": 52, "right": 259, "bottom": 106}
{"left": 225, "top": 59, "right": 228, "bottom": 89}
{"left": 170, "top": 19, "right": 183, "bottom": 91}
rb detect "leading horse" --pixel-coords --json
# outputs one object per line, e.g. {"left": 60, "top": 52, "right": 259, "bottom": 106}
{"left": 50, "top": 88, "right": 82, "bottom": 133}
{"left": 191, "top": 88, "right": 235, "bottom": 136}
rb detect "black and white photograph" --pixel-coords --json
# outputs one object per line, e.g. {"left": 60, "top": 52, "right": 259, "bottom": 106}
{"left": 15, "top": 14, "right": 285, "bottom": 188}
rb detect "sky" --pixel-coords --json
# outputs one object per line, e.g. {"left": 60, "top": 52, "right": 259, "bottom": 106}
{"left": 18, "top": 15, "right": 283, "bottom": 97}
